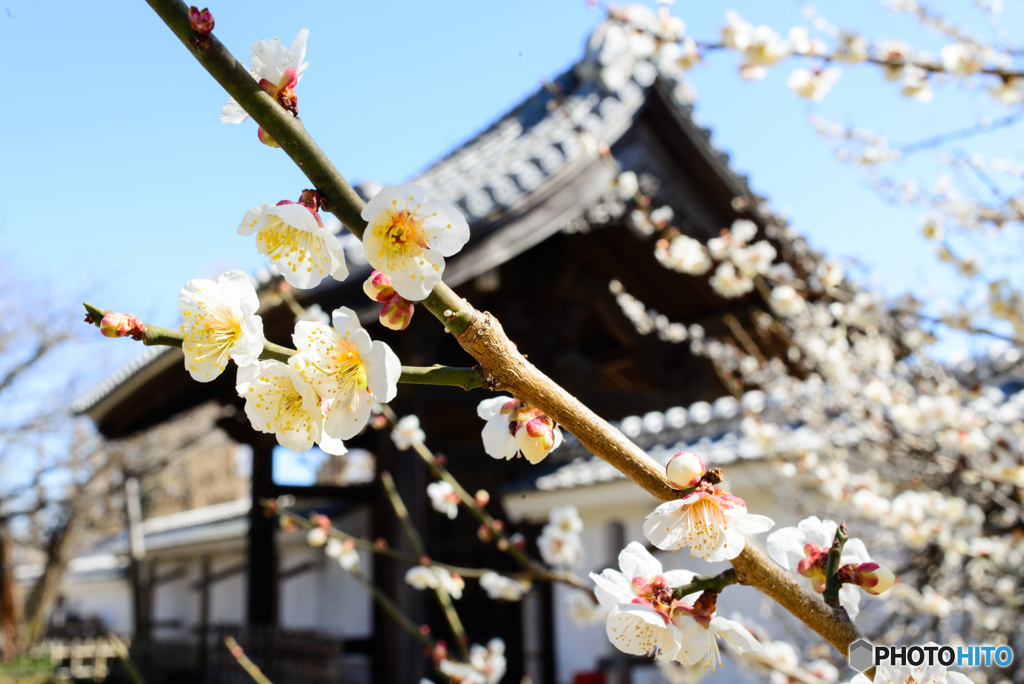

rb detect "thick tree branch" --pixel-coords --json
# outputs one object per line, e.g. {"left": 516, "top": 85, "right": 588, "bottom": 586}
{"left": 143, "top": 0, "right": 866, "bottom": 661}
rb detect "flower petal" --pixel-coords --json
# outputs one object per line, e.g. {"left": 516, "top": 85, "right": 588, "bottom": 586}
{"left": 366, "top": 340, "right": 401, "bottom": 403}
{"left": 618, "top": 541, "right": 663, "bottom": 579}
{"left": 766, "top": 525, "right": 807, "bottom": 571}
{"left": 221, "top": 97, "right": 250, "bottom": 124}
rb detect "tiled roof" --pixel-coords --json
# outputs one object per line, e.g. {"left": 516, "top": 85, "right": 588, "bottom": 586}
{"left": 521, "top": 391, "right": 774, "bottom": 493}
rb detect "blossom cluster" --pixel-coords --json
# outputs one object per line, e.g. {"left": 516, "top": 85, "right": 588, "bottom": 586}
{"left": 476, "top": 396, "right": 562, "bottom": 464}
{"left": 591, "top": 543, "right": 761, "bottom": 670}
{"left": 536, "top": 505, "right": 583, "bottom": 569}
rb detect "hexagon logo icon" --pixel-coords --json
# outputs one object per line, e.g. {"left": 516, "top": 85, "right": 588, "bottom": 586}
{"left": 848, "top": 638, "right": 875, "bottom": 672}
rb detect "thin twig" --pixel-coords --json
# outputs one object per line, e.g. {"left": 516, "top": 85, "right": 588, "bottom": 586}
{"left": 224, "top": 636, "right": 274, "bottom": 684}
{"left": 380, "top": 471, "right": 469, "bottom": 656}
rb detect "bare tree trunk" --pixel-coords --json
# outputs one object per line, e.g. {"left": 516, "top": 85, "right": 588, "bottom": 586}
{"left": 0, "top": 519, "right": 21, "bottom": 658}
{"left": 22, "top": 505, "right": 82, "bottom": 645}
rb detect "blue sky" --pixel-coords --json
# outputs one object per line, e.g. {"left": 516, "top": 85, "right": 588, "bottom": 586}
{"left": 3, "top": 1, "right": 1020, "bottom": 481}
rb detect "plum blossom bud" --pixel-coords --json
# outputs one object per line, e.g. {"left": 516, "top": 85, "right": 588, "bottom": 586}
{"left": 841, "top": 562, "right": 896, "bottom": 595}
{"left": 475, "top": 490, "right": 491, "bottom": 507}
{"left": 363, "top": 270, "right": 415, "bottom": 330}
{"left": 518, "top": 412, "right": 559, "bottom": 464}
{"left": 306, "top": 513, "right": 330, "bottom": 547}
{"left": 188, "top": 7, "right": 214, "bottom": 35}
{"left": 257, "top": 127, "right": 281, "bottom": 148}
{"left": 665, "top": 451, "right": 706, "bottom": 489}
{"left": 100, "top": 312, "right": 146, "bottom": 340}
{"left": 477, "top": 396, "right": 562, "bottom": 464}
{"left": 307, "top": 526, "right": 328, "bottom": 547}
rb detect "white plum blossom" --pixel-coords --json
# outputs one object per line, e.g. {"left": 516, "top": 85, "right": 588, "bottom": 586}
{"left": 731, "top": 240, "right": 777, "bottom": 277}
{"left": 743, "top": 25, "right": 789, "bottom": 67}
{"left": 479, "top": 571, "right": 529, "bottom": 601}
{"left": 770, "top": 285, "right": 807, "bottom": 317}
{"left": 438, "top": 638, "right": 505, "bottom": 684}
{"left": 657, "top": 38, "right": 700, "bottom": 73}
{"left": 766, "top": 516, "right": 891, "bottom": 618}
{"left": 721, "top": 11, "right": 753, "bottom": 51}
{"left": 427, "top": 480, "right": 460, "bottom": 520}
{"left": 238, "top": 201, "right": 349, "bottom": 289}
{"left": 221, "top": 29, "right": 309, "bottom": 124}
{"left": 788, "top": 27, "right": 825, "bottom": 56}
{"left": 179, "top": 270, "right": 264, "bottom": 382}
{"left": 709, "top": 263, "right": 755, "bottom": 299}
{"left": 900, "top": 65, "right": 933, "bottom": 102}
{"left": 787, "top": 67, "right": 840, "bottom": 102}
{"left": 325, "top": 538, "right": 360, "bottom": 571}
{"left": 989, "top": 77, "right": 1024, "bottom": 104}
{"left": 676, "top": 611, "right": 761, "bottom": 671}
{"left": 590, "top": 542, "right": 694, "bottom": 661}
{"left": 656, "top": 235, "right": 712, "bottom": 275}
{"left": 566, "top": 590, "right": 608, "bottom": 626}
{"left": 835, "top": 32, "right": 869, "bottom": 63}
{"left": 360, "top": 183, "right": 470, "bottom": 301}
{"left": 615, "top": 171, "right": 639, "bottom": 199}
{"left": 644, "top": 484, "right": 774, "bottom": 561}
{"left": 405, "top": 565, "right": 464, "bottom": 599}
{"left": 818, "top": 260, "right": 845, "bottom": 288}
{"left": 236, "top": 360, "right": 347, "bottom": 455}
{"left": 476, "top": 396, "right": 563, "bottom": 464}
{"left": 537, "top": 525, "right": 582, "bottom": 568}
{"left": 391, "top": 414, "right": 425, "bottom": 451}
{"left": 877, "top": 40, "right": 913, "bottom": 80}
{"left": 941, "top": 43, "right": 983, "bottom": 77}
{"left": 548, "top": 505, "right": 583, "bottom": 534}
{"left": 731, "top": 219, "right": 758, "bottom": 243}
{"left": 290, "top": 307, "right": 400, "bottom": 441}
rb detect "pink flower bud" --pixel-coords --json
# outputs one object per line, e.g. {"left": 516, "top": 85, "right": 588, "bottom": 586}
{"left": 363, "top": 271, "right": 397, "bottom": 303}
{"left": 843, "top": 562, "right": 896, "bottom": 595}
{"left": 517, "top": 416, "right": 558, "bottom": 464}
{"left": 666, "top": 451, "right": 706, "bottom": 489}
{"left": 188, "top": 6, "right": 214, "bottom": 35}
{"left": 474, "top": 490, "right": 491, "bottom": 507}
{"left": 379, "top": 298, "right": 414, "bottom": 330}
{"left": 99, "top": 312, "right": 146, "bottom": 340}
{"left": 363, "top": 270, "right": 415, "bottom": 330}
{"left": 257, "top": 127, "right": 280, "bottom": 148}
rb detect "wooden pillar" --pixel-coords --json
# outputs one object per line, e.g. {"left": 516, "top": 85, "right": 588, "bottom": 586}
{"left": 247, "top": 440, "right": 278, "bottom": 625}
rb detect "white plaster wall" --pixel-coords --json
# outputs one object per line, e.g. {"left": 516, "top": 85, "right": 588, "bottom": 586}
{"left": 209, "top": 555, "right": 246, "bottom": 625}
{"left": 316, "top": 548, "right": 372, "bottom": 637}
{"left": 63, "top": 578, "right": 132, "bottom": 634}
{"left": 279, "top": 546, "right": 319, "bottom": 630}
{"left": 151, "top": 559, "right": 198, "bottom": 639}
{"left": 279, "top": 506, "right": 372, "bottom": 636}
